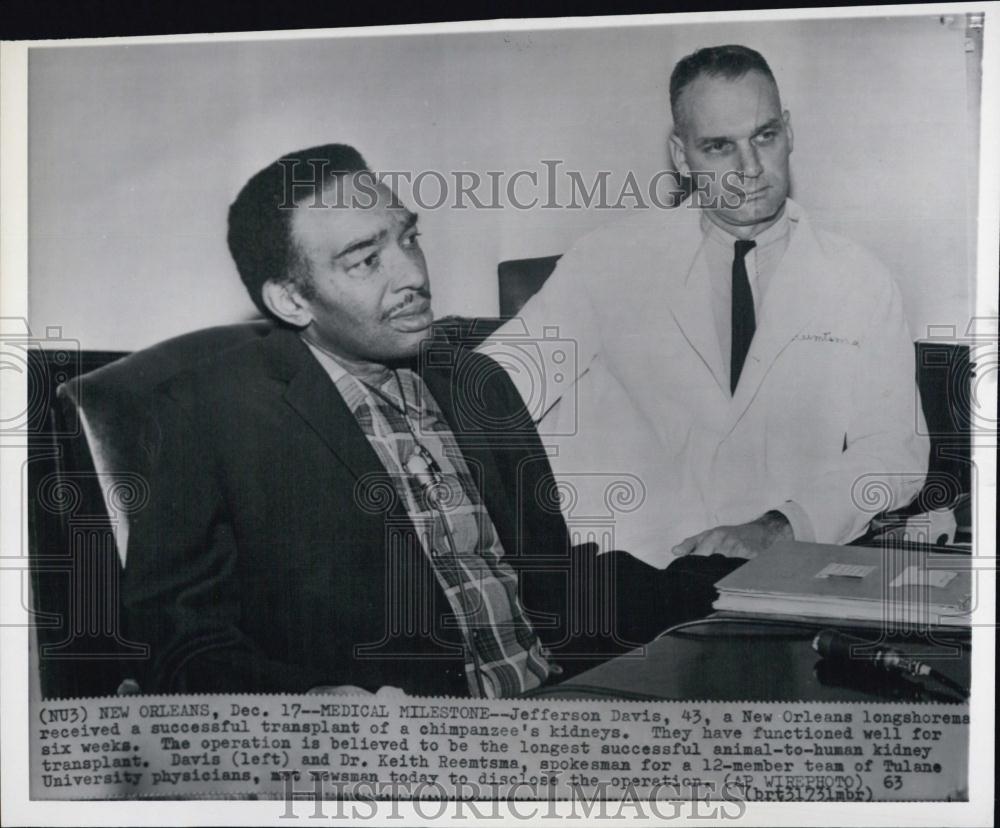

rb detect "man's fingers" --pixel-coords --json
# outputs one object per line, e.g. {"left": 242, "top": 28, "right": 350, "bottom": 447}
{"left": 691, "top": 529, "right": 725, "bottom": 556}
{"left": 674, "top": 524, "right": 770, "bottom": 558}
{"left": 671, "top": 532, "right": 704, "bottom": 556}
{"left": 715, "top": 533, "right": 760, "bottom": 559}
{"left": 675, "top": 523, "right": 767, "bottom": 559}
{"left": 717, "top": 535, "right": 741, "bottom": 557}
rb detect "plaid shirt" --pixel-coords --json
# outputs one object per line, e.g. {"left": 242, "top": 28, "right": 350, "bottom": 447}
{"left": 308, "top": 346, "right": 550, "bottom": 698}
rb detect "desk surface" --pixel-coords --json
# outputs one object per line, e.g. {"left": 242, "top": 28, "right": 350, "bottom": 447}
{"left": 540, "top": 619, "right": 970, "bottom": 703}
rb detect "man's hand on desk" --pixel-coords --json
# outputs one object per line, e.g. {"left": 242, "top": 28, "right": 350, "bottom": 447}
{"left": 671, "top": 510, "right": 793, "bottom": 559}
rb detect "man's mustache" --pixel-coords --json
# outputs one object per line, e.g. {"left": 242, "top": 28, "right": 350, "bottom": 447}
{"left": 384, "top": 287, "right": 432, "bottom": 319}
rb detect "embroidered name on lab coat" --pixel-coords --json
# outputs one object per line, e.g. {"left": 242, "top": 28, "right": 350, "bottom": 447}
{"left": 793, "top": 331, "right": 860, "bottom": 347}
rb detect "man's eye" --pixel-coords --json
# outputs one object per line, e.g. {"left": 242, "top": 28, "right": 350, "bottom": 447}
{"left": 754, "top": 130, "right": 777, "bottom": 144}
{"left": 705, "top": 142, "right": 731, "bottom": 155}
{"left": 402, "top": 232, "right": 422, "bottom": 248}
{"left": 349, "top": 252, "right": 380, "bottom": 272}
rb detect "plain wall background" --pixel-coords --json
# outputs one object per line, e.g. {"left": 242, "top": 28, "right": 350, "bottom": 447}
{"left": 28, "top": 14, "right": 977, "bottom": 351}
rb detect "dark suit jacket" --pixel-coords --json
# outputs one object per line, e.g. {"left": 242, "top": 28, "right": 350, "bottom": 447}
{"left": 123, "top": 327, "right": 658, "bottom": 694}
{"left": 123, "top": 325, "right": 738, "bottom": 695}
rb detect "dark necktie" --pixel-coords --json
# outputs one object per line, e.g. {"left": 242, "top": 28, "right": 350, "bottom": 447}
{"left": 730, "top": 238, "right": 757, "bottom": 394}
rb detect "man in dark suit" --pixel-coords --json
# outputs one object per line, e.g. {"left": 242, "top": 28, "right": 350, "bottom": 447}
{"left": 122, "top": 144, "right": 686, "bottom": 697}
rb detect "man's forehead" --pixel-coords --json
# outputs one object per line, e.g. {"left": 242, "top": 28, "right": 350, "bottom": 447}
{"left": 678, "top": 70, "right": 782, "bottom": 137}
{"left": 291, "top": 180, "right": 412, "bottom": 246}
{"left": 307, "top": 176, "right": 408, "bottom": 213}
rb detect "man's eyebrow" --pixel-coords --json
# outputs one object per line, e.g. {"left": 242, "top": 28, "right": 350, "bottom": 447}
{"left": 332, "top": 228, "right": 388, "bottom": 261}
{"left": 331, "top": 212, "right": 419, "bottom": 262}
{"left": 751, "top": 117, "right": 783, "bottom": 136}
{"left": 696, "top": 133, "right": 734, "bottom": 148}
{"left": 695, "top": 118, "right": 783, "bottom": 147}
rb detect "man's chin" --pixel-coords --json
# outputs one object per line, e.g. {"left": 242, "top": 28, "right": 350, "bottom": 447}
{"left": 384, "top": 324, "right": 434, "bottom": 361}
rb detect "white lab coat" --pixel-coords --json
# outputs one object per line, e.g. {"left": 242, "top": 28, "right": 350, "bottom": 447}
{"left": 481, "top": 200, "right": 929, "bottom": 565}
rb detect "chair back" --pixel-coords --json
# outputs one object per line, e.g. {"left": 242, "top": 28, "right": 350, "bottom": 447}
{"left": 56, "top": 321, "right": 273, "bottom": 566}
{"left": 33, "top": 321, "right": 270, "bottom": 697}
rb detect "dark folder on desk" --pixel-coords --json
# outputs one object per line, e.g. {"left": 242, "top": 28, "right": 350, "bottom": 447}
{"left": 713, "top": 541, "right": 971, "bottom": 628}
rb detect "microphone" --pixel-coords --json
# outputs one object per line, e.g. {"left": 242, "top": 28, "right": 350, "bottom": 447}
{"left": 811, "top": 629, "right": 932, "bottom": 678}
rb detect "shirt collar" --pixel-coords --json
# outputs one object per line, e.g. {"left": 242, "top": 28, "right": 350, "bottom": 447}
{"left": 699, "top": 202, "right": 792, "bottom": 251}
{"left": 304, "top": 339, "right": 350, "bottom": 382}
{"left": 305, "top": 337, "right": 424, "bottom": 418}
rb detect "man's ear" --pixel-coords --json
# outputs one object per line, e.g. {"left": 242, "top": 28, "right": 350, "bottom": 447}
{"left": 668, "top": 131, "right": 691, "bottom": 177}
{"left": 783, "top": 110, "right": 794, "bottom": 153}
{"left": 261, "top": 279, "right": 313, "bottom": 327}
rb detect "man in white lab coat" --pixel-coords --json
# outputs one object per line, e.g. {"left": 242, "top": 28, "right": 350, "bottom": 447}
{"left": 481, "top": 45, "right": 928, "bottom": 566}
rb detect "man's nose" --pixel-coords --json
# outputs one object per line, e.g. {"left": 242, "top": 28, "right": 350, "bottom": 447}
{"left": 736, "top": 143, "right": 763, "bottom": 179}
{"left": 387, "top": 243, "right": 429, "bottom": 292}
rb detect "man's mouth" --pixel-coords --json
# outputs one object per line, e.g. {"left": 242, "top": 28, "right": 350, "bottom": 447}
{"left": 743, "top": 186, "right": 770, "bottom": 202}
{"left": 388, "top": 297, "right": 431, "bottom": 318}
{"left": 387, "top": 296, "right": 433, "bottom": 330}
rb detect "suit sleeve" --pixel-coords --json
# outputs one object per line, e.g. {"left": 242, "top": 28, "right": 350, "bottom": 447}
{"left": 122, "top": 382, "right": 330, "bottom": 693}
{"left": 791, "top": 273, "right": 930, "bottom": 544}
{"left": 471, "top": 352, "right": 695, "bottom": 662}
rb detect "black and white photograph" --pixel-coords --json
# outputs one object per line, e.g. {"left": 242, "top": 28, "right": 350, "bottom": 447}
{"left": 1, "top": 4, "right": 996, "bottom": 824}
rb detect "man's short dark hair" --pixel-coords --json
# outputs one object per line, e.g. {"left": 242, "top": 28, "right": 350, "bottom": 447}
{"left": 669, "top": 45, "right": 777, "bottom": 134}
{"left": 227, "top": 143, "right": 369, "bottom": 318}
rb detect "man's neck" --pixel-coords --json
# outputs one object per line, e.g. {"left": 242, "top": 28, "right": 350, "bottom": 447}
{"left": 301, "top": 333, "right": 392, "bottom": 386}
{"left": 703, "top": 201, "right": 787, "bottom": 241}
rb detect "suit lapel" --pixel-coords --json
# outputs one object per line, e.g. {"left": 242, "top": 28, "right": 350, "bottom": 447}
{"left": 420, "top": 354, "right": 515, "bottom": 535}
{"left": 265, "top": 329, "right": 512, "bottom": 533}
{"left": 262, "top": 328, "right": 387, "bottom": 482}
{"left": 262, "top": 329, "right": 456, "bottom": 641}
{"left": 663, "top": 210, "right": 730, "bottom": 394}
{"left": 667, "top": 260, "right": 729, "bottom": 394}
